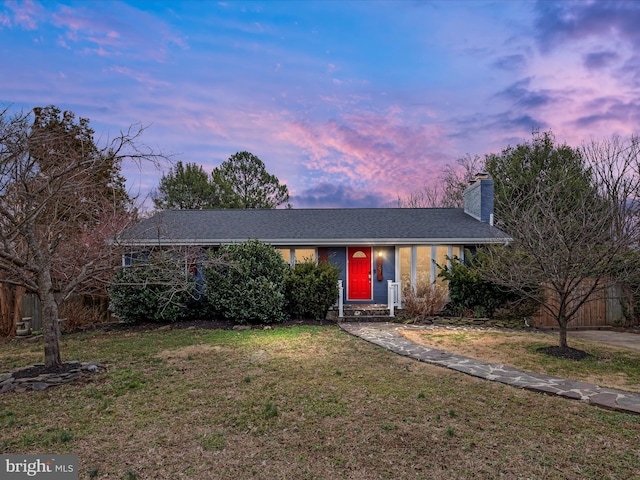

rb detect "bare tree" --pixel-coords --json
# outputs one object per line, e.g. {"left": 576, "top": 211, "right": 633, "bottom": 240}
{"left": 440, "top": 154, "right": 485, "bottom": 207}
{"left": 483, "top": 132, "right": 640, "bottom": 348}
{"left": 0, "top": 106, "right": 163, "bottom": 367}
{"left": 397, "top": 184, "right": 443, "bottom": 208}
{"left": 398, "top": 154, "right": 484, "bottom": 208}
{"left": 108, "top": 246, "right": 212, "bottom": 322}
{"left": 582, "top": 134, "right": 640, "bottom": 245}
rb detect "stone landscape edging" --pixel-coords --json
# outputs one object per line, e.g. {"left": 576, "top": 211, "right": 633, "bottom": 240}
{"left": 0, "top": 361, "right": 107, "bottom": 393}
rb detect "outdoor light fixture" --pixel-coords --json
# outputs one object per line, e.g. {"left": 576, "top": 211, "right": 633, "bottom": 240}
{"left": 376, "top": 251, "right": 383, "bottom": 281}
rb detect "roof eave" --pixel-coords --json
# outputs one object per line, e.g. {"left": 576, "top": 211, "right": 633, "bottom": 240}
{"left": 121, "top": 236, "right": 512, "bottom": 248}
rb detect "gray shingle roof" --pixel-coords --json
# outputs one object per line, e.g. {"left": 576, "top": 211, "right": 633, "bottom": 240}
{"left": 123, "top": 209, "right": 510, "bottom": 247}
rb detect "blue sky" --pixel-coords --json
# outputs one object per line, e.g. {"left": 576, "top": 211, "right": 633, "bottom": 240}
{"left": 2, "top": 0, "right": 639, "bottom": 208}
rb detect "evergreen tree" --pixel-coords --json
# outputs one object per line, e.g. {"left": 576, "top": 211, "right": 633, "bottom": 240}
{"left": 153, "top": 161, "right": 218, "bottom": 210}
{"left": 213, "top": 151, "right": 289, "bottom": 209}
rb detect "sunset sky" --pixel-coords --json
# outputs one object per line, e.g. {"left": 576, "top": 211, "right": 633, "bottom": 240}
{"left": 1, "top": 0, "right": 639, "bottom": 208}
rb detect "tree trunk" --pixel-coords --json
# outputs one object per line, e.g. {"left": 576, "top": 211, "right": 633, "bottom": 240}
{"left": 39, "top": 272, "right": 62, "bottom": 369}
{"left": 558, "top": 316, "right": 568, "bottom": 348}
{"left": 0, "top": 283, "right": 13, "bottom": 338}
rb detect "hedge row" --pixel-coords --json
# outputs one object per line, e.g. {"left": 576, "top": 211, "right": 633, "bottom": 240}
{"left": 108, "top": 240, "right": 340, "bottom": 325}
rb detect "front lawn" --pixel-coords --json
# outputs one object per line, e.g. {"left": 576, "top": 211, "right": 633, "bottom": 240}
{"left": 1, "top": 325, "right": 639, "bottom": 479}
{"left": 400, "top": 328, "right": 640, "bottom": 393}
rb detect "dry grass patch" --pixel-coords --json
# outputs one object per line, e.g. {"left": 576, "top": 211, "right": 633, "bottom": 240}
{"left": 400, "top": 328, "right": 640, "bottom": 392}
{"left": 156, "top": 344, "right": 227, "bottom": 363}
{"left": 1, "top": 325, "right": 639, "bottom": 479}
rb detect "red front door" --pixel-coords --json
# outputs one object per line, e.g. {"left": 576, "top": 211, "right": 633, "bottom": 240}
{"left": 348, "top": 247, "right": 372, "bottom": 300}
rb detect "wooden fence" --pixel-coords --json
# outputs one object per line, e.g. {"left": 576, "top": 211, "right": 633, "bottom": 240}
{"left": 1, "top": 283, "right": 111, "bottom": 334}
{"left": 530, "top": 281, "right": 629, "bottom": 329}
{"left": 22, "top": 293, "right": 42, "bottom": 330}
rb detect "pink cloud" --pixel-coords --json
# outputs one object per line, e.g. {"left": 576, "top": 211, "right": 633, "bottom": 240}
{"left": 110, "top": 66, "right": 172, "bottom": 90}
{"left": 279, "top": 107, "right": 451, "bottom": 201}
{"left": 4, "top": 0, "right": 41, "bottom": 29}
{"left": 47, "top": 4, "right": 186, "bottom": 62}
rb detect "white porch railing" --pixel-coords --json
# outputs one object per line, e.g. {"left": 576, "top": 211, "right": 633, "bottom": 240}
{"left": 387, "top": 280, "right": 402, "bottom": 317}
{"left": 336, "top": 280, "right": 344, "bottom": 318}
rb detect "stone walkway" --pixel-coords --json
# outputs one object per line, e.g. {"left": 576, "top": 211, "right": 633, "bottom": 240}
{"left": 339, "top": 322, "right": 640, "bottom": 415}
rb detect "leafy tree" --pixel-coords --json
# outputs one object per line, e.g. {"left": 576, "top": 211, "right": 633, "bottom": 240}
{"left": 31, "top": 106, "right": 130, "bottom": 213}
{"left": 152, "top": 161, "right": 219, "bottom": 210}
{"left": 486, "top": 131, "right": 596, "bottom": 232}
{"left": 482, "top": 132, "right": 640, "bottom": 348}
{"left": 213, "top": 151, "right": 290, "bottom": 208}
{"left": 0, "top": 105, "right": 161, "bottom": 367}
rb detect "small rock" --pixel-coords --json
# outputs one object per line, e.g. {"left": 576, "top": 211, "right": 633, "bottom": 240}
{"left": 1, "top": 381, "right": 15, "bottom": 393}
{"left": 31, "top": 382, "right": 49, "bottom": 391}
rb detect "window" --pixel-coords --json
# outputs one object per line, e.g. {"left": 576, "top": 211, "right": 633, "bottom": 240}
{"left": 293, "top": 248, "right": 316, "bottom": 263}
{"left": 397, "top": 245, "right": 459, "bottom": 291}
{"left": 276, "top": 248, "right": 317, "bottom": 266}
{"left": 399, "top": 247, "right": 411, "bottom": 295}
{"left": 416, "top": 246, "right": 431, "bottom": 286}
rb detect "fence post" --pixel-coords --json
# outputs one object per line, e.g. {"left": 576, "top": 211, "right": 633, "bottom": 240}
{"left": 338, "top": 280, "right": 344, "bottom": 318}
{"left": 388, "top": 280, "right": 395, "bottom": 317}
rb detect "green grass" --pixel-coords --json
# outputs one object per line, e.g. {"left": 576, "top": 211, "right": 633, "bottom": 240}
{"left": 404, "top": 329, "right": 640, "bottom": 392}
{"left": 1, "top": 325, "right": 640, "bottom": 479}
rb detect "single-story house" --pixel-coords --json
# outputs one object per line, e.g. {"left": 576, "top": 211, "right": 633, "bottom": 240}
{"left": 121, "top": 175, "right": 509, "bottom": 309}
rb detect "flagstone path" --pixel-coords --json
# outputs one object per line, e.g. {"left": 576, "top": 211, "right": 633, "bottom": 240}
{"left": 339, "top": 322, "right": 640, "bottom": 416}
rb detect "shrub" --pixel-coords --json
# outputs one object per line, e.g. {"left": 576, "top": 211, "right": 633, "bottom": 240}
{"left": 438, "top": 253, "right": 517, "bottom": 318}
{"left": 204, "top": 239, "right": 289, "bottom": 324}
{"left": 402, "top": 281, "right": 449, "bottom": 320}
{"left": 108, "top": 251, "right": 197, "bottom": 323}
{"left": 58, "top": 296, "right": 111, "bottom": 332}
{"left": 285, "top": 260, "right": 340, "bottom": 320}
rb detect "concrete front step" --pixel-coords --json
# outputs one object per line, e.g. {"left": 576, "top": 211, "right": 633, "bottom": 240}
{"left": 339, "top": 315, "right": 394, "bottom": 322}
{"left": 340, "top": 305, "right": 394, "bottom": 322}
{"left": 344, "top": 309, "right": 389, "bottom": 317}
{"left": 327, "top": 304, "right": 398, "bottom": 322}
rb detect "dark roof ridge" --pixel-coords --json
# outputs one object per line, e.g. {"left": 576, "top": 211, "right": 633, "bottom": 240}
{"left": 157, "top": 207, "right": 464, "bottom": 212}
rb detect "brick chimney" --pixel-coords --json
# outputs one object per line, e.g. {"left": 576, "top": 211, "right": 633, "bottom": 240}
{"left": 463, "top": 173, "right": 494, "bottom": 225}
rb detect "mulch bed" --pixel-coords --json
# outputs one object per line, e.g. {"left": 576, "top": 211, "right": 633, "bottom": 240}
{"left": 82, "top": 318, "right": 335, "bottom": 333}
{"left": 11, "top": 361, "right": 82, "bottom": 380}
{"left": 536, "top": 345, "right": 592, "bottom": 361}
